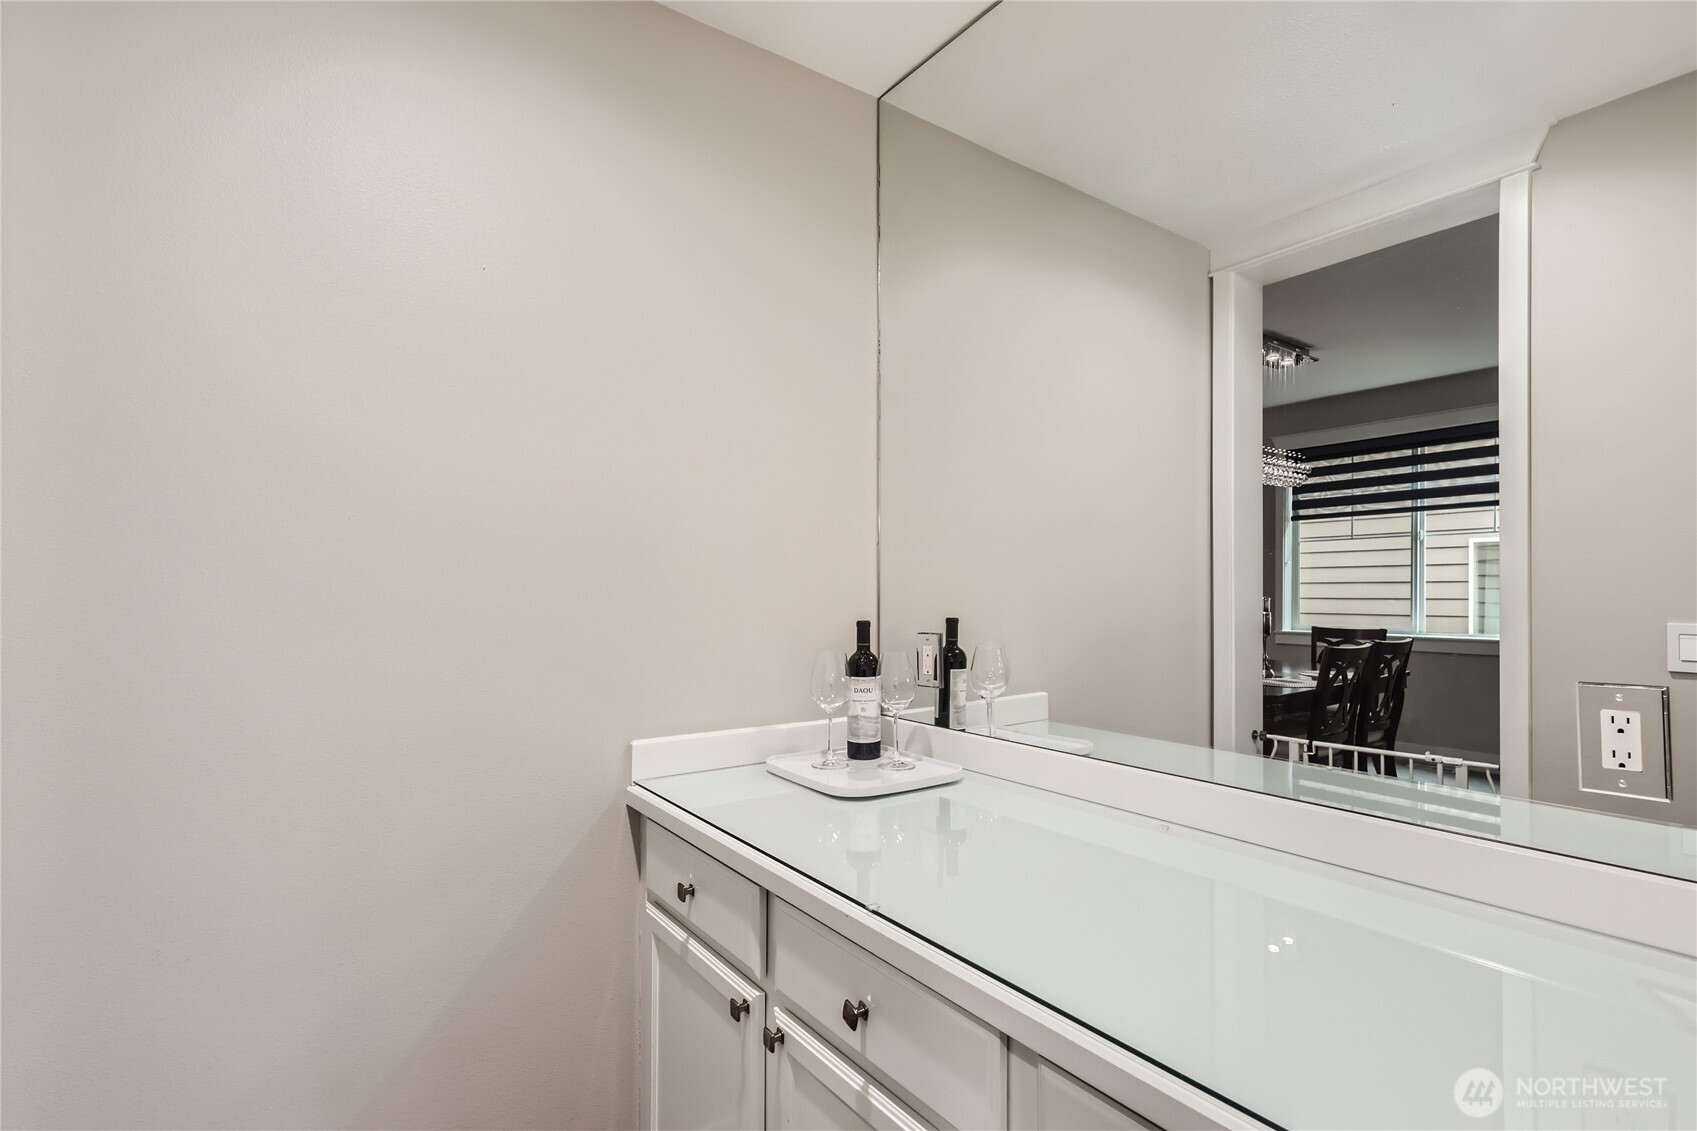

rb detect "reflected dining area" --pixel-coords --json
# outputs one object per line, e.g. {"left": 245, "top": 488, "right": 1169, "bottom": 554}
{"left": 1259, "top": 623, "right": 1498, "bottom": 792}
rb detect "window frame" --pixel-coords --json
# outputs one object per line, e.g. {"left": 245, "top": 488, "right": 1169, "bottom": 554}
{"left": 1467, "top": 534, "right": 1502, "bottom": 636}
{"left": 1281, "top": 502, "right": 1502, "bottom": 641}
{"left": 1269, "top": 408, "right": 1504, "bottom": 653}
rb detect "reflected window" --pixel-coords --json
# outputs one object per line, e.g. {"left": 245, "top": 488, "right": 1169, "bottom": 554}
{"left": 1284, "top": 423, "right": 1501, "bottom": 639}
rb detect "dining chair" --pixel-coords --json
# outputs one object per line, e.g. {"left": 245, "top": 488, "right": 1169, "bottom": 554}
{"left": 1306, "top": 640, "right": 1373, "bottom": 767}
{"left": 1352, "top": 637, "right": 1415, "bottom": 775}
{"left": 1310, "top": 625, "right": 1387, "bottom": 670}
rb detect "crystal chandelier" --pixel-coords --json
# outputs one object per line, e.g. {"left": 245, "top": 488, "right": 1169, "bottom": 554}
{"left": 1261, "top": 445, "right": 1310, "bottom": 487}
{"left": 1262, "top": 334, "right": 1317, "bottom": 487}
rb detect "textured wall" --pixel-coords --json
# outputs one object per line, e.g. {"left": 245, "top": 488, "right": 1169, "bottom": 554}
{"left": 1, "top": 4, "right": 875, "bottom": 1127}
{"left": 1528, "top": 72, "right": 1697, "bottom": 822}
{"left": 878, "top": 106, "right": 1213, "bottom": 744}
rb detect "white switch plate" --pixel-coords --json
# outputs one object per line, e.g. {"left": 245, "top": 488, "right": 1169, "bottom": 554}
{"left": 1600, "top": 708, "right": 1642, "bottom": 772}
{"left": 916, "top": 632, "right": 941, "bottom": 688}
{"left": 1668, "top": 623, "right": 1697, "bottom": 674}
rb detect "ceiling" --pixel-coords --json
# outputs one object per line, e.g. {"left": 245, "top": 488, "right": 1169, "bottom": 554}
{"left": 885, "top": 2, "right": 1697, "bottom": 249}
{"left": 660, "top": 1, "right": 993, "bottom": 96}
{"left": 1262, "top": 215, "right": 1498, "bottom": 406}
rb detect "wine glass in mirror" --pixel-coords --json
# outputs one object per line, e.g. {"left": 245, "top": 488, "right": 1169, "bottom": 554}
{"left": 810, "top": 650, "right": 848, "bottom": 770}
{"left": 970, "top": 643, "right": 1009, "bottom": 737}
{"left": 879, "top": 650, "right": 918, "bottom": 771}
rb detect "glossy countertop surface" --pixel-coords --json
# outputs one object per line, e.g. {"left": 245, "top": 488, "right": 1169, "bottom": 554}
{"left": 637, "top": 764, "right": 1697, "bottom": 1131}
{"left": 1010, "top": 719, "right": 1697, "bottom": 882}
{"left": 899, "top": 696, "right": 1697, "bottom": 881}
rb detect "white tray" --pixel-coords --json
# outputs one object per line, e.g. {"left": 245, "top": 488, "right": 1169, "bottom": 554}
{"left": 765, "top": 751, "right": 963, "bottom": 798}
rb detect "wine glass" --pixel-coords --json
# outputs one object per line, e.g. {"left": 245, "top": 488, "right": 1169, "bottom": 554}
{"left": 878, "top": 650, "right": 918, "bottom": 771}
{"left": 810, "top": 651, "right": 848, "bottom": 770}
{"left": 970, "top": 643, "right": 1009, "bottom": 737}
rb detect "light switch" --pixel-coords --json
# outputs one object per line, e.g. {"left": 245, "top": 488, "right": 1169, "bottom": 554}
{"left": 1668, "top": 623, "right": 1697, "bottom": 674}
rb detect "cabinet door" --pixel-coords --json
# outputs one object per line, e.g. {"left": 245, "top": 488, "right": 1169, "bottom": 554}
{"left": 764, "top": 1005, "right": 931, "bottom": 1131}
{"left": 1007, "top": 1043, "right": 1156, "bottom": 1131}
{"left": 646, "top": 903, "right": 763, "bottom": 1131}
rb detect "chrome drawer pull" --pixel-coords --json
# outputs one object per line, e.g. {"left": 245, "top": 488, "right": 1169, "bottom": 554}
{"left": 841, "top": 998, "right": 869, "bottom": 1032}
{"left": 762, "top": 1025, "right": 785, "bottom": 1053}
{"left": 729, "top": 997, "right": 750, "bottom": 1022}
{"left": 676, "top": 881, "right": 694, "bottom": 903}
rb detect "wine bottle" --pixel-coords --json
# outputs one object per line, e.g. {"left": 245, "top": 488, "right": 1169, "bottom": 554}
{"left": 937, "top": 617, "right": 968, "bottom": 730}
{"left": 845, "top": 620, "right": 881, "bottom": 760}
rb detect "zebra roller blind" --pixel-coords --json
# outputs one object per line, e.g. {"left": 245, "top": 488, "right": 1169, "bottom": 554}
{"left": 1291, "top": 421, "right": 1499, "bottom": 521}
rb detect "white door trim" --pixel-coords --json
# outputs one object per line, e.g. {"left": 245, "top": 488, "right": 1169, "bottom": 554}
{"left": 1209, "top": 168, "right": 1535, "bottom": 790}
{"left": 1209, "top": 124, "right": 1548, "bottom": 277}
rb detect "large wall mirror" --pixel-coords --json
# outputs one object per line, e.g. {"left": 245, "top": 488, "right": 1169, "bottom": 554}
{"left": 877, "top": 1, "right": 1696, "bottom": 876}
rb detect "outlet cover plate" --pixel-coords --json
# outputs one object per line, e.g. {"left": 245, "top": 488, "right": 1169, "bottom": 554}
{"left": 1576, "top": 682, "right": 1671, "bottom": 802}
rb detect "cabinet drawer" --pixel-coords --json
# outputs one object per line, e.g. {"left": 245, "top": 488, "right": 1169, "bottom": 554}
{"left": 765, "top": 1004, "right": 932, "bottom": 1131}
{"left": 770, "top": 899, "right": 1004, "bottom": 1131}
{"left": 645, "top": 822, "right": 765, "bottom": 979}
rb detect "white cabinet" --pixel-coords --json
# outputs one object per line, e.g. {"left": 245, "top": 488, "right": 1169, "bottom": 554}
{"left": 640, "top": 816, "right": 1180, "bottom": 1131}
{"left": 764, "top": 1005, "right": 931, "bottom": 1131}
{"left": 1008, "top": 1043, "right": 1156, "bottom": 1131}
{"left": 645, "top": 903, "right": 765, "bottom": 1131}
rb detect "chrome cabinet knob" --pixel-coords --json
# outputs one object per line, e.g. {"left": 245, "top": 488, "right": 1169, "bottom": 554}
{"left": 841, "top": 998, "right": 869, "bottom": 1032}
{"left": 676, "top": 881, "right": 694, "bottom": 903}
{"left": 762, "top": 1026, "right": 785, "bottom": 1053}
{"left": 728, "top": 997, "right": 750, "bottom": 1022}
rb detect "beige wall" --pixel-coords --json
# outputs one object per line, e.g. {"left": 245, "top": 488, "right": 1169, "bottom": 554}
{"left": 1529, "top": 72, "right": 1696, "bottom": 821}
{"left": 0, "top": 4, "right": 875, "bottom": 1127}
{"left": 878, "top": 107, "right": 1212, "bottom": 743}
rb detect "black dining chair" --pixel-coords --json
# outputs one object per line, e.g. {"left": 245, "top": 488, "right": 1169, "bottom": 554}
{"left": 1310, "top": 625, "right": 1388, "bottom": 670}
{"left": 1306, "top": 640, "right": 1374, "bottom": 768}
{"left": 1353, "top": 637, "right": 1415, "bottom": 775}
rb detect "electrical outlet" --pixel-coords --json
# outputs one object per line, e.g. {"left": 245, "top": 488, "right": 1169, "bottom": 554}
{"left": 1576, "top": 682, "right": 1672, "bottom": 802}
{"left": 1600, "top": 709, "right": 1642, "bottom": 772}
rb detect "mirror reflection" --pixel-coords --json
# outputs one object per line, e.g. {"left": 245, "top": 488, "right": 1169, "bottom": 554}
{"left": 877, "top": 1, "right": 1696, "bottom": 865}
{"left": 1259, "top": 217, "right": 1501, "bottom": 789}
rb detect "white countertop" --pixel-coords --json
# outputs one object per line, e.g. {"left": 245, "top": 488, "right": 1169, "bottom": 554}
{"left": 637, "top": 763, "right": 1697, "bottom": 1131}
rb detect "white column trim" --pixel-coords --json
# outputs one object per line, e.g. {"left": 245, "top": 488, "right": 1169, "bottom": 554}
{"left": 1210, "top": 272, "right": 1263, "bottom": 753}
{"left": 1497, "top": 170, "right": 1533, "bottom": 800}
